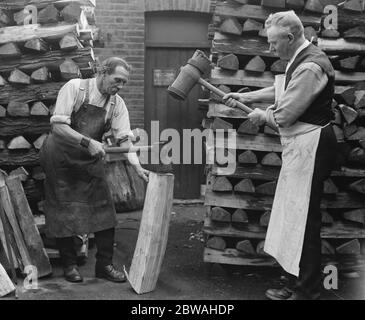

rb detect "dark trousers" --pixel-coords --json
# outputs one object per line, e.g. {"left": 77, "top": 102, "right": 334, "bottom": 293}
{"left": 56, "top": 228, "right": 115, "bottom": 268}
{"left": 288, "top": 125, "right": 337, "bottom": 298}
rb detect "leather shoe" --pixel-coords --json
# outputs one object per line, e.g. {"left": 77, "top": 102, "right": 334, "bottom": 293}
{"left": 64, "top": 266, "right": 83, "bottom": 283}
{"left": 265, "top": 287, "right": 309, "bottom": 300}
{"left": 95, "top": 264, "right": 127, "bottom": 283}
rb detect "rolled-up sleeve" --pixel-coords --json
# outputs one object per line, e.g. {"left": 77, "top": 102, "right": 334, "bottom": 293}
{"left": 110, "top": 96, "right": 134, "bottom": 140}
{"left": 266, "top": 62, "right": 328, "bottom": 128}
{"left": 50, "top": 79, "right": 81, "bottom": 125}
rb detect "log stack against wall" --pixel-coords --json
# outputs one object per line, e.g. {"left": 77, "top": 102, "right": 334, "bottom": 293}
{"left": 203, "top": 0, "right": 365, "bottom": 274}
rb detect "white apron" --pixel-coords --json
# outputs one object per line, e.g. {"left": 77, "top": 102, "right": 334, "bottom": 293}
{"left": 264, "top": 74, "right": 322, "bottom": 276}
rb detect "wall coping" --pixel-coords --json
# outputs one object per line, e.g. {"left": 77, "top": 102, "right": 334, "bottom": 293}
{"left": 144, "top": 0, "right": 211, "bottom": 13}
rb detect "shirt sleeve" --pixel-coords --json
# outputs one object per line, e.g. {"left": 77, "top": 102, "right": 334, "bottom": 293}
{"left": 110, "top": 96, "right": 134, "bottom": 140}
{"left": 50, "top": 79, "right": 81, "bottom": 125}
{"left": 266, "top": 62, "right": 328, "bottom": 128}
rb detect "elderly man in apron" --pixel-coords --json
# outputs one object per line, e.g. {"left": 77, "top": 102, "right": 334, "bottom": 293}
{"left": 40, "top": 57, "right": 149, "bottom": 283}
{"left": 224, "top": 11, "right": 337, "bottom": 300}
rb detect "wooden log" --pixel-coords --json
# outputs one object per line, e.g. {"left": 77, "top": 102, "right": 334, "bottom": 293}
{"left": 0, "top": 150, "right": 39, "bottom": 167}
{"left": 31, "top": 166, "right": 45, "bottom": 181}
{"left": 31, "top": 66, "right": 50, "bottom": 83}
{"left": 211, "top": 207, "right": 231, "bottom": 222}
{"left": 126, "top": 173, "right": 174, "bottom": 294}
{"left": 335, "top": 87, "right": 356, "bottom": 106}
{"left": 304, "top": 26, "right": 318, "bottom": 43}
{"left": 348, "top": 147, "right": 365, "bottom": 164}
{"left": 206, "top": 236, "right": 226, "bottom": 251}
{"left": 343, "top": 0, "right": 364, "bottom": 12}
{"left": 286, "top": 0, "right": 305, "bottom": 9}
{"left": 322, "top": 211, "right": 334, "bottom": 225}
{"left": 343, "top": 209, "right": 365, "bottom": 225}
{"left": 0, "top": 43, "right": 21, "bottom": 59}
{"left": 323, "top": 179, "right": 338, "bottom": 194}
{"left": 0, "top": 75, "right": 7, "bottom": 87}
{"left": 217, "top": 54, "right": 239, "bottom": 71}
{"left": 260, "top": 211, "right": 271, "bottom": 227}
{"left": 340, "top": 56, "right": 360, "bottom": 70}
{"left": 336, "top": 239, "right": 361, "bottom": 255}
{"left": 242, "top": 19, "right": 263, "bottom": 34}
{"left": 305, "top": 0, "right": 324, "bottom": 13}
{"left": 321, "top": 28, "right": 340, "bottom": 38}
{"left": 238, "top": 120, "right": 260, "bottom": 135}
{"left": 33, "top": 133, "right": 48, "bottom": 150}
{"left": 256, "top": 181, "right": 277, "bottom": 195}
{"left": 264, "top": 125, "right": 279, "bottom": 136}
{"left": 0, "top": 263, "right": 15, "bottom": 298}
{"left": 0, "top": 23, "right": 79, "bottom": 45}
{"left": 211, "top": 118, "right": 233, "bottom": 130}
{"left": 6, "top": 176, "right": 52, "bottom": 278}
{"left": 256, "top": 241, "right": 270, "bottom": 256}
{"left": 38, "top": 4, "right": 59, "bottom": 24}
{"left": 348, "top": 127, "right": 365, "bottom": 140}
{"left": 0, "top": 9, "right": 11, "bottom": 27}
{"left": 213, "top": 177, "right": 233, "bottom": 192}
{"left": 60, "top": 3, "right": 82, "bottom": 23}
{"left": 232, "top": 209, "right": 249, "bottom": 224}
{"left": 0, "top": 106, "right": 5, "bottom": 118}
{"left": 234, "top": 179, "right": 255, "bottom": 193}
{"left": 270, "top": 59, "right": 287, "bottom": 74}
{"left": 339, "top": 104, "right": 358, "bottom": 124}
{"left": 354, "top": 91, "right": 365, "bottom": 109}
{"left": 24, "top": 38, "right": 49, "bottom": 53}
{"left": 261, "top": 152, "right": 282, "bottom": 166}
{"left": 343, "top": 123, "right": 358, "bottom": 139}
{"left": 219, "top": 18, "right": 242, "bottom": 35}
{"left": 59, "top": 33, "right": 83, "bottom": 51}
{"left": 13, "top": 9, "right": 28, "bottom": 26}
{"left": 318, "top": 38, "right": 365, "bottom": 54}
{"left": 333, "top": 125, "right": 344, "bottom": 141}
{"left": 244, "top": 55, "right": 266, "bottom": 73}
{"left": 9, "top": 167, "right": 29, "bottom": 182}
{"left": 261, "top": 0, "right": 286, "bottom": 7}
{"left": 238, "top": 150, "right": 258, "bottom": 164}
{"left": 333, "top": 108, "right": 342, "bottom": 124}
{"left": 0, "top": 118, "right": 49, "bottom": 137}
{"left": 236, "top": 240, "right": 256, "bottom": 255}
{"left": 349, "top": 179, "right": 365, "bottom": 194}
{"left": 59, "top": 58, "right": 81, "bottom": 80}
{"left": 30, "top": 101, "right": 49, "bottom": 116}
{"left": 8, "top": 69, "right": 31, "bottom": 85}
{"left": 7, "top": 101, "right": 30, "bottom": 117}
{"left": 321, "top": 240, "right": 335, "bottom": 255}
{"left": 7, "top": 136, "right": 32, "bottom": 150}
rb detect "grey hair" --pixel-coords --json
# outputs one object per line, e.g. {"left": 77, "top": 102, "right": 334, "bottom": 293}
{"left": 97, "top": 57, "right": 132, "bottom": 75}
{"left": 265, "top": 10, "right": 304, "bottom": 39}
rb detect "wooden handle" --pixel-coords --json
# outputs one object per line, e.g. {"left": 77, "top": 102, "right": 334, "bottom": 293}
{"left": 104, "top": 146, "right": 153, "bottom": 154}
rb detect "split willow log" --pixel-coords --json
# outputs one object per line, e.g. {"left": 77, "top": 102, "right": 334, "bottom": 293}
{"left": 211, "top": 207, "right": 231, "bottom": 222}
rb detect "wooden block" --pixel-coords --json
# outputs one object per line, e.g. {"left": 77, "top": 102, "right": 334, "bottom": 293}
{"left": 0, "top": 9, "right": 11, "bottom": 27}
{"left": 7, "top": 101, "right": 30, "bottom": 117}
{"left": 261, "top": 0, "right": 286, "bottom": 7}
{"left": 270, "top": 59, "right": 287, "bottom": 74}
{"left": 261, "top": 152, "right": 282, "bottom": 166}
{"left": 212, "top": 177, "right": 233, "bottom": 192}
{"left": 336, "top": 239, "right": 361, "bottom": 255}
{"left": 244, "top": 56, "right": 266, "bottom": 73}
{"left": 322, "top": 211, "right": 334, "bottom": 225}
{"left": 24, "top": 38, "right": 49, "bottom": 53}
{"left": 260, "top": 211, "right": 271, "bottom": 227}
{"left": 238, "top": 119, "right": 260, "bottom": 135}
{"left": 340, "top": 56, "right": 360, "bottom": 71}
{"left": 0, "top": 141, "right": 5, "bottom": 150}
{"left": 232, "top": 209, "right": 248, "bottom": 224}
{"left": 256, "top": 181, "right": 277, "bottom": 195}
{"left": 343, "top": 209, "right": 365, "bottom": 225}
{"left": 264, "top": 125, "right": 279, "bottom": 136}
{"left": 321, "top": 28, "right": 340, "bottom": 39}
{"left": 305, "top": 0, "right": 324, "bottom": 12}
{"left": 258, "top": 28, "right": 267, "bottom": 38}
{"left": 242, "top": 19, "right": 263, "bottom": 34}
{"left": 217, "top": 54, "right": 239, "bottom": 71}
{"left": 349, "top": 179, "right": 365, "bottom": 194}
{"left": 60, "top": 58, "right": 81, "bottom": 80}
{"left": 348, "top": 127, "right": 365, "bottom": 140}
{"left": 322, "top": 240, "right": 335, "bottom": 255}
{"left": 343, "top": 123, "right": 358, "bottom": 139}
{"left": 33, "top": 133, "right": 48, "bottom": 150}
{"left": 6, "top": 176, "right": 52, "bottom": 278}
{"left": 9, "top": 167, "right": 29, "bottom": 182}
{"left": 31, "top": 67, "right": 50, "bottom": 83}
{"left": 0, "top": 106, "right": 6, "bottom": 118}
{"left": 0, "top": 43, "right": 21, "bottom": 59}
{"left": 343, "top": 0, "right": 365, "bottom": 12}
{"left": 0, "top": 263, "right": 15, "bottom": 298}
{"left": 59, "top": 33, "right": 83, "bottom": 51}
{"left": 234, "top": 179, "right": 255, "bottom": 193}
{"left": 343, "top": 26, "right": 365, "bottom": 41}
{"left": 38, "top": 4, "right": 59, "bottom": 24}
{"left": 236, "top": 240, "right": 256, "bottom": 255}
{"left": 256, "top": 241, "right": 270, "bottom": 256}
{"left": 220, "top": 18, "right": 242, "bottom": 35}
{"left": 31, "top": 166, "right": 46, "bottom": 181}
{"left": 211, "top": 207, "right": 231, "bottom": 223}
{"left": 206, "top": 237, "right": 226, "bottom": 251}
{"left": 8, "top": 69, "right": 31, "bottom": 85}
{"left": 30, "top": 101, "right": 49, "bottom": 116}
{"left": 333, "top": 125, "right": 344, "bottom": 142}
{"left": 333, "top": 108, "right": 342, "bottom": 125}
{"left": 286, "top": 0, "right": 305, "bottom": 9}
{"left": 335, "top": 87, "right": 356, "bottom": 106}
{"left": 304, "top": 26, "right": 318, "bottom": 43}
{"left": 7, "top": 136, "right": 32, "bottom": 150}
{"left": 354, "top": 91, "right": 365, "bottom": 109}
{"left": 126, "top": 173, "right": 174, "bottom": 294}
{"left": 60, "top": 3, "right": 83, "bottom": 23}
{"left": 348, "top": 147, "right": 365, "bottom": 164}
{"left": 323, "top": 179, "right": 338, "bottom": 194}
{"left": 0, "top": 75, "right": 7, "bottom": 87}
{"left": 238, "top": 150, "right": 258, "bottom": 164}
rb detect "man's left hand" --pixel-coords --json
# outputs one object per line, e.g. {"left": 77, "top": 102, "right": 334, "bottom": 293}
{"left": 248, "top": 108, "right": 266, "bottom": 126}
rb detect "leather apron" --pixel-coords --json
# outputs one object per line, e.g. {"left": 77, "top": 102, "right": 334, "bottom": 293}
{"left": 40, "top": 79, "right": 117, "bottom": 238}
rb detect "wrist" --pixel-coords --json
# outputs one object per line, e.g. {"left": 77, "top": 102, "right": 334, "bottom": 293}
{"left": 80, "top": 137, "right": 90, "bottom": 148}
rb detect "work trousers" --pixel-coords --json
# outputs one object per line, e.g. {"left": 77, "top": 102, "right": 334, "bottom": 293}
{"left": 288, "top": 125, "right": 338, "bottom": 299}
{"left": 56, "top": 228, "right": 115, "bottom": 268}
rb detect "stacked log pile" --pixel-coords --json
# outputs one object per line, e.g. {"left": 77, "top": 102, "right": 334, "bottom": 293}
{"left": 202, "top": 0, "right": 365, "bottom": 273}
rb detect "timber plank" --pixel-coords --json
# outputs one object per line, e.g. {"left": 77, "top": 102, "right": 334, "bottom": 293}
{"left": 0, "top": 149, "right": 39, "bottom": 166}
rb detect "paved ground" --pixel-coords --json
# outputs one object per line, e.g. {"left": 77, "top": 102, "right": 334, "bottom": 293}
{"left": 3, "top": 204, "right": 365, "bottom": 300}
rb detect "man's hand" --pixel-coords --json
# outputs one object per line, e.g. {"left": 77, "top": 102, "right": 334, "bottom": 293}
{"left": 135, "top": 166, "right": 150, "bottom": 183}
{"left": 248, "top": 108, "right": 267, "bottom": 126}
{"left": 223, "top": 92, "right": 253, "bottom": 108}
{"left": 88, "top": 139, "right": 106, "bottom": 158}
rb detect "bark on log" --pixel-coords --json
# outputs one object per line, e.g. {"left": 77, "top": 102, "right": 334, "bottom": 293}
{"left": 8, "top": 69, "right": 31, "bottom": 85}
{"left": 244, "top": 55, "right": 266, "bottom": 73}
{"left": 7, "top": 101, "right": 30, "bottom": 117}
{"left": 30, "top": 101, "right": 49, "bottom": 116}
{"left": 0, "top": 149, "right": 39, "bottom": 166}
{"left": 8, "top": 136, "right": 32, "bottom": 150}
